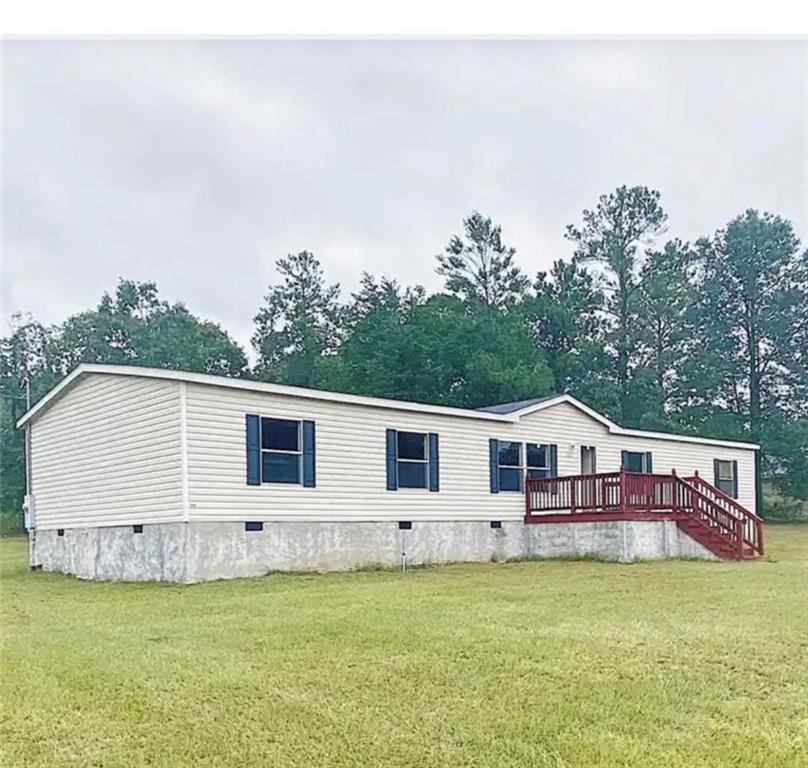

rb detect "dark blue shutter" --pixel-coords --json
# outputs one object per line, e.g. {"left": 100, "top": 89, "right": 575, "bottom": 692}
{"left": 645, "top": 452, "right": 653, "bottom": 473}
{"left": 731, "top": 460, "right": 738, "bottom": 498}
{"left": 246, "top": 414, "right": 260, "bottom": 485}
{"left": 302, "top": 420, "right": 316, "bottom": 487}
{"left": 713, "top": 459, "right": 720, "bottom": 488}
{"left": 549, "top": 444, "right": 558, "bottom": 477}
{"left": 428, "top": 433, "right": 439, "bottom": 492}
{"left": 621, "top": 450, "right": 629, "bottom": 470}
{"left": 489, "top": 439, "right": 499, "bottom": 493}
{"left": 386, "top": 429, "right": 398, "bottom": 491}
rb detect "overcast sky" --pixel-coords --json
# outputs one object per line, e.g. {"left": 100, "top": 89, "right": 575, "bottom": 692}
{"left": 3, "top": 39, "right": 807, "bottom": 354}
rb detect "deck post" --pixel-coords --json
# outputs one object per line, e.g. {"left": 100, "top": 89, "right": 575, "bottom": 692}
{"left": 671, "top": 468, "right": 678, "bottom": 516}
{"left": 619, "top": 467, "right": 626, "bottom": 515}
{"left": 524, "top": 472, "right": 530, "bottom": 522}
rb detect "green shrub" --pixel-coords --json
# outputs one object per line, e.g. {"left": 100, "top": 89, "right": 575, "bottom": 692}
{"left": 763, "top": 487, "right": 808, "bottom": 522}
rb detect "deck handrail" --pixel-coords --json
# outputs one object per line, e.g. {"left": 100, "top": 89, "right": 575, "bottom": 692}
{"left": 671, "top": 473, "right": 744, "bottom": 555}
{"left": 685, "top": 473, "right": 764, "bottom": 556}
{"left": 685, "top": 472, "right": 764, "bottom": 522}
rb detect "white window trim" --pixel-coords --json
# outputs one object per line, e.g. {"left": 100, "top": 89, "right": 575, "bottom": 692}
{"left": 716, "top": 459, "right": 735, "bottom": 496}
{"left": 716, "top": 460, "right": 733, "bottom": 480}
{"left": 497, "top": 440, "right": 524, "bottom": 493}
{"left": 396, "top": 430, "right": 430, "bottom": 491}
{"left": 526, "top": 442, "right": 552, "bottom": 479}
{"left": 623, "top": 450, "right": 651, "bottom": 473}
{"left": 259, "top": 416, "right": 303, "bottom": 485}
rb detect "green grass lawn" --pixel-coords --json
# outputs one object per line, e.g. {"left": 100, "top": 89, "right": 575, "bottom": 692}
{"left": 2, "top": 527, "right": 807, "bottom": 768}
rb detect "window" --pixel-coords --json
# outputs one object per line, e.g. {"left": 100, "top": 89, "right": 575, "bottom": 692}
{"left": 527, "top": 443, "right": 552, "bottom": 479}
{"left": 386, "top": 430, "right": 438, "bottom": 491}
{"left": 581, "top": 446, "right": 597, "bottom": 475}
{"left": 715, "top": 460, "right": 736, "bottom": 498}
{"left": 261, "top": 417, "right": 301, "bottom": 484}
{"left": 498, "top": 441, "right": 522, "bottom": 491}
{"left": 245, "top": 521, "right": 264, "bottom": 532}
{"left": 622, "top": 451, "right": 652, "bottom": 473}
{"left": 397, "top": 431, "right": 428, "bottom": 489}
{"left": 490, "top": 440, "right": 558, "bottom": 493}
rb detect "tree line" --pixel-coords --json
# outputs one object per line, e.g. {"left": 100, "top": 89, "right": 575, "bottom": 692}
{"left": 2, "top": 185, "right": 806, "bottom": 520}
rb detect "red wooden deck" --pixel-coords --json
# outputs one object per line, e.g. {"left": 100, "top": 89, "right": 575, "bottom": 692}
{"left": 524, "top": 469, "right": 764, "bottom": 560}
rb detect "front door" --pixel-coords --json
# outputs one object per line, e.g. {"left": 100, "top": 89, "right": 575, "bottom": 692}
{"left": 581, "top": 445, "right": 597, "bottom": 475}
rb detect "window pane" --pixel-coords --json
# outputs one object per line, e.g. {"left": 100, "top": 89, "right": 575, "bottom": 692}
{"left": 398, "top": 431, "right": 426, "bottom": 461}
{"left": 498, "top": 441, "right": 521, "bottom": 467}
{"left": 717, "top": 479, "right": 734, "bottom": 496}
{"left": 398, "top": 460, "right": 427, "bottom": 488}
{"left": 527, "top": 468, "right": 550, "bottom": 479}
{"left": 499, "top": 467, "right": 522, "bottom": 491}
{"left": 624, "top": 452, "right": 645, "bottom": 473}
{"left": 262, "top": 452, "right": 300, "bottom": 483}
{"left": 526, "top": 443, "right": 547, "bottom": 468}
{"left": 717, "top": 461, "right": 732, "bottom": 481}
{"left": 262, "top": 418, "right": 300, "bottom": 451}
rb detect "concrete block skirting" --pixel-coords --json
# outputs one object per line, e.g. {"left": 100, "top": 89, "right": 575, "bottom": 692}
{"left": 30, "top": 518, "right": 715, "bottom": 583}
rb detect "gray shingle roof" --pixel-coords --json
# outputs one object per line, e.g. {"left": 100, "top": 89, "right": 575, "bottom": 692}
{"left": 477, "top": 395, "right": 559, "bottom": 414}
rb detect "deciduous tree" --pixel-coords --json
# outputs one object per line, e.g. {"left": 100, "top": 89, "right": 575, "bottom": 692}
{"left": 0, "top": 281, "right": 247, "bottom": 524}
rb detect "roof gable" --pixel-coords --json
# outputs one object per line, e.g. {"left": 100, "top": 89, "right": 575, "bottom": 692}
{"left": 504, "top": 394, "right": 619, "bottom": 430}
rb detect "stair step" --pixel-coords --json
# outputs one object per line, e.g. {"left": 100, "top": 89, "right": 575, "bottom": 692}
{"left": 674, "top": 519, "right": 748, "bottom": 560}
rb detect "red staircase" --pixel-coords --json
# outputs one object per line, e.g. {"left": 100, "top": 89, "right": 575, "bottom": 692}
{"left": 679, "top": 472, "right": 763, "bottom": 559}
{"left": 524, "top": 469, "right": 763, "bottom": 560}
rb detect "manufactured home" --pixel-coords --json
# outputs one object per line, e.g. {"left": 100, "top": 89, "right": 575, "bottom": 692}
{"left": 17, "top": 364, "right": 764, "bottom": 582}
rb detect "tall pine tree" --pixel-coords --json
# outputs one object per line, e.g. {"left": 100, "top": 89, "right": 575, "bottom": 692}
{"left": 252, "top": 251, "right": 342, "bottom": 386}
{"left": 436, "top": 211, "right": 528, "bottom": 308}
{"left": 692, "top": 211, "right": 807, "bottom": 500}
{"left": 566, "top": 186, "right": 668, "bottom": 424}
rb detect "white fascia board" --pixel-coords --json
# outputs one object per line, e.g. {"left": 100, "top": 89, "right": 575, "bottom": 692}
{"left": 16, "top": 363, "right": 518, "bottom": 428}
{"left": 508, "top": 393, "right": 759, "bottom": 451}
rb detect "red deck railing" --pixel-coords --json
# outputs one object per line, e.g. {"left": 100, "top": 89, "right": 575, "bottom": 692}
{"left": 524, "top": 469, "right": 763, "bottom": 559}
{"left": 685, "top": 472, "right": 764, "bottom": 557}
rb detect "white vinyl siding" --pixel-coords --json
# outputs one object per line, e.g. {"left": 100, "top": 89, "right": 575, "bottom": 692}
{"left": 25, "top": 370, "right": 758, "bottom": 530}
{"left": 517, "top": 403, "right": 757, "bottom": 515}
{"left": 29, "top": 374, "right": 183, "bottom": 529}
{"left": 185, "top": 384, "right": 758, "bottom": 521}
